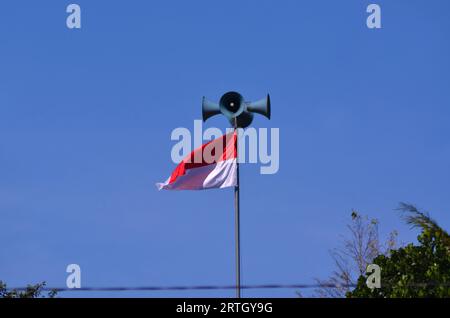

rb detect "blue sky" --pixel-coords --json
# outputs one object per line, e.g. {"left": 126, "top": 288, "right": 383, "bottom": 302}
{"left": 1, "top": 0, "right": 450, "bottom": 297}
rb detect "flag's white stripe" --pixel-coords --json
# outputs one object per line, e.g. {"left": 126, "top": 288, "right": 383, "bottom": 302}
{"left": 156, "top": 159, "right": 237, "bottom": 190}
{"left": 203, "top": 158, "right": 237, "bottom": 189}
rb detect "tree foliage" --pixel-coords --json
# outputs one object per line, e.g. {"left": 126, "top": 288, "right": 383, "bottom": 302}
{"left": 0, "top": 281, "right": 57, "bottom": 298}
{"left": 347, "top": 203, "right": 450, "bottom": 298}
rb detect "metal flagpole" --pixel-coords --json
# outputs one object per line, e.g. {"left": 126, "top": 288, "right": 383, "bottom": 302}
{"left": 234, "top": 118, "right": 241, "bottom": 298}
{"left": 201, "top": 92, "right": 269, "bottom": 298}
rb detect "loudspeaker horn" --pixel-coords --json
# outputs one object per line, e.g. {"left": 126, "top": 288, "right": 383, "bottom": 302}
{"left": 246, "top": 94, "right": 271, "bottom": 119}
{"left": 219, "top": 91, "right": 245, "bottom": 119}
{"left": 202, "top": 97, "right": 221, "bottom": 122}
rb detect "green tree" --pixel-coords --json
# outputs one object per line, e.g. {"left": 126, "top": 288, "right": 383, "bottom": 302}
{"left": 0, "top": 281, "right": 57, "bottom": 298}
{"left": 347, "top": 203, "right": 450, "bottom": 298}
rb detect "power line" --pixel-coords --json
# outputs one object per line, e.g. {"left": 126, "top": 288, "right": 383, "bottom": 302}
{"left": 9, "top": 283, "right": 356, "bottom": 292}
{"left": 9, "top": 282, "right": 450, "bottom": 292}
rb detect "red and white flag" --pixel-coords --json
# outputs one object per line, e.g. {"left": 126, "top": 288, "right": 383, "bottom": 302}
{"left": 156, "top": 132, "right": 237, "bottom": 190}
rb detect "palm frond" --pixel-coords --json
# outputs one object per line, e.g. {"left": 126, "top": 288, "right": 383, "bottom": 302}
{"left": 397, "top": 202, "right": 450, "bottom": 247}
